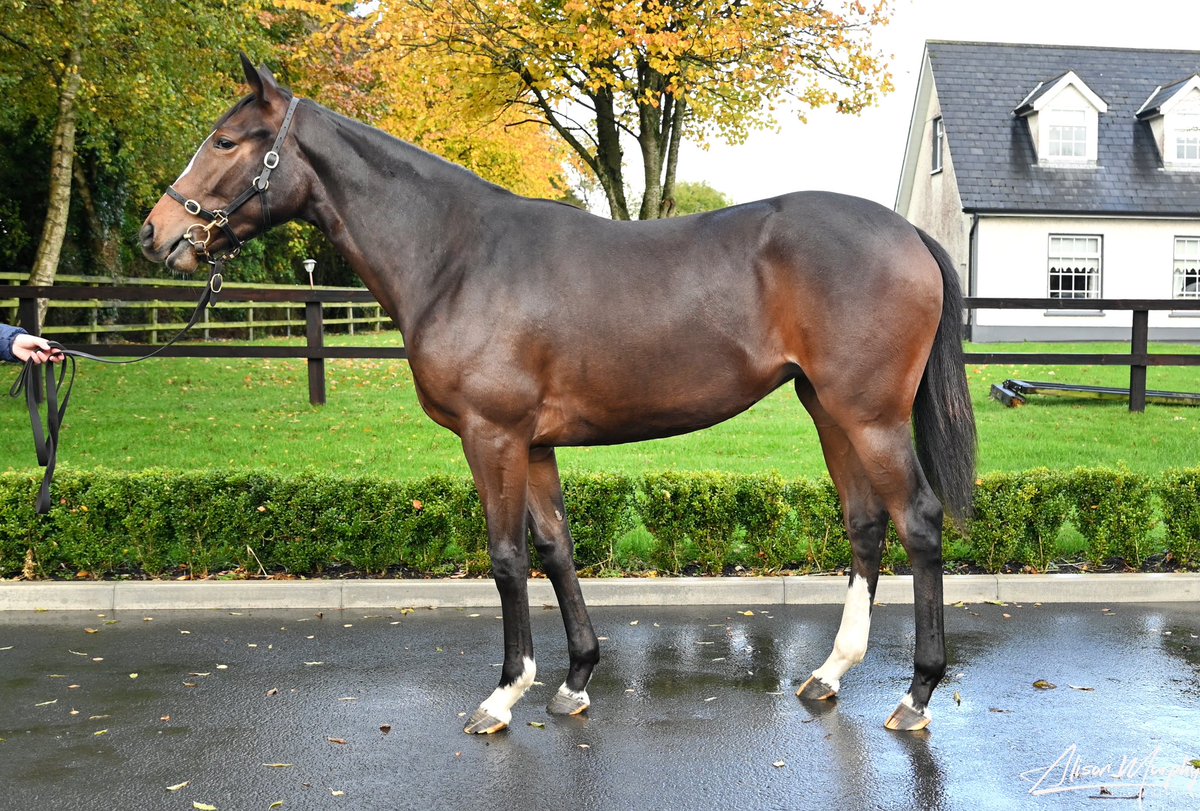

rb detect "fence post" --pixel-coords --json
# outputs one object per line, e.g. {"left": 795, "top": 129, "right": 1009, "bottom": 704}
{"left": 1129, "top": 309, "right": 1148, "bottom": 413}
{"left": 16, "top": 292, "right": 42, "bottom": 403}
{"left": 306, "top": 300, "right": 326, "bottom": 406}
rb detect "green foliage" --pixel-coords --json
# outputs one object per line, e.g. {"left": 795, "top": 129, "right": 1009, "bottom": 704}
{"left": 639, "top": 472, "right": 789, "bottom": 574}
{"left": 961, "top": 473, "right": 1036, "bottom": 572}
{"left": 562, "top": 473, "right": 636, "bottom": 572}
{"left": 670, "top": 181, "right": 733, "bottom": 216}
{"left": 1065, "top": 467, "right": 1156, "bottom": 568}
{"left": 1158, "top": 469, "right": 1200, "bottom": 568}
{"left": 0, "top": 467, "right": 1190, "bottom": 579}
{"left": 775, "top": 478, "right": 847, "bottom": 571}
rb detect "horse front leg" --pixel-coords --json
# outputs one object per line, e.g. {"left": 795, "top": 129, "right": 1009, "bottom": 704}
{"left": 461, "top": 427, "right": 536, "bottom": 735}
{"left": 527, "top": 448, "right": 599, "bottom": 717}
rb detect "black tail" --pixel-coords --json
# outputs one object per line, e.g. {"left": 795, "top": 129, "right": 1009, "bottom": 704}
{"left": 912, "top": 227, "right": 977, "bottom": 527}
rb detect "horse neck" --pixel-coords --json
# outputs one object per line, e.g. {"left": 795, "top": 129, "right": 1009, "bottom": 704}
{"left": 295, "top": 102, "right": 505, "bottom": 335}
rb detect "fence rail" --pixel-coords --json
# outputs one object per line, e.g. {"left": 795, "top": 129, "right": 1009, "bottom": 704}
{"left": 1, "top": 271, "right": 388, "bottom": 342}
{"left": 7, "top": 281, "right": 1200, "bottom": 411}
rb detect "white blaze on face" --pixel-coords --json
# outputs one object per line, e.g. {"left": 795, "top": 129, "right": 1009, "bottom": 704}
{"left": 477, "top": 656, "right": 536, "bottom": 725}
{"left": 174, "top": 132, "right": 215, "bottom": 184}
{"left": 811, "top": 575, "right": 873, "bottom": 693}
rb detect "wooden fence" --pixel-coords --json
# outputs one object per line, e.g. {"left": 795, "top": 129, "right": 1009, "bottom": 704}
{"left": 0, "top": 272, "right": 388, "bottom": 341}
{"left": 6, "top": 280, "right": 1200, "bottom": 411}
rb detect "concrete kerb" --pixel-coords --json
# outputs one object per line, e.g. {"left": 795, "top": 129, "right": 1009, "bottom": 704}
{"left": 1, "top": 573, "right": 1197, "bottom": 612}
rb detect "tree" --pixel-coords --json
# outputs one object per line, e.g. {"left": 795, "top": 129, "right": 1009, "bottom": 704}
{"left": 670, "top": 180, "right": 732, "bottom": 216}
{"left": 335, "top": 0, "right": 893, "bottom": 220}
{"left": 277, "top": 0, "right": 572, "bottom": 200}
{"left": 0, "top": 0, "right": 278, "bottom": 303}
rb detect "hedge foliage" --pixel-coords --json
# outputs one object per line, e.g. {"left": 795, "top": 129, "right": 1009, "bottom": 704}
{"left": 0, "top": 467, "right": 1195, "bottom": 579}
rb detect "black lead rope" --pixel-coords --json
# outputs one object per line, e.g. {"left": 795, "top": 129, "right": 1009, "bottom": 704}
{"left": 8, "top": 262, "right": 225, "bottom": 514}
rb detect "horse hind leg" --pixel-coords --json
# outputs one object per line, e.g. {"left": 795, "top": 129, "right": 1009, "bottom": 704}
{"left": 527, "top": 448, "right": 599, "bottom": 717}
{"left": 794, "top": 379, "right": 888, "bottom": 703}
{"left": 842, "top": 420, "right": 947, "bottom": 732}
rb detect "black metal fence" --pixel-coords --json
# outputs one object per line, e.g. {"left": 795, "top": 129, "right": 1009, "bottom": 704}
{"left": 9, "top": 284, "right": 1200, "bottom": 411}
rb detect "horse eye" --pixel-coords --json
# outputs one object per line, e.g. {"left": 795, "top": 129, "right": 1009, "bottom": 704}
{"left": 213, "top": 137, "right": 236, "bottom": 151}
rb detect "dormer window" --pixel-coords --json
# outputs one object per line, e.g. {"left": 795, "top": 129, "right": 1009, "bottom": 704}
{"left": 1136, "top": 74, "right": 1200, "bottom": 170}
{"left": 1048, "top": 108, "right": 1088, "bottom": 158}
{"left": 1014, "top": 70, "right": 1107, "bottom": 166}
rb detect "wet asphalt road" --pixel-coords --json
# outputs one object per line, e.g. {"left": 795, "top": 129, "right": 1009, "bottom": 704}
{"left": 2, "top": 601, "right": 1199, "bottom": 811}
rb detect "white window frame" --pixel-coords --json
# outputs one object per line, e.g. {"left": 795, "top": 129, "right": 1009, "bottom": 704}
{"left": 1047, "top": 108, "right": 1089, "bottom": 159}
{"left": 931, "top": 117, "right": 944, "bottom": 174}
{"left": 1048, "top": 234, "right": 1102, "bottom": 299}
{"left": 1174, "top": 236, "right": 1200, "bottom": 298}
{"left": 1173, "top": 110, "right": 1200, "bottom": 162}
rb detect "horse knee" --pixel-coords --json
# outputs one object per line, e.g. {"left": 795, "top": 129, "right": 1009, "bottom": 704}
{"left": 489, "top": 543, "right": 528, "bottom": 583}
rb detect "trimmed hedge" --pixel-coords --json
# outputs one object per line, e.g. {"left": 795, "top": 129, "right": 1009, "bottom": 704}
{"left": 1, "top": 467, "right": 1196, "bottom": 579}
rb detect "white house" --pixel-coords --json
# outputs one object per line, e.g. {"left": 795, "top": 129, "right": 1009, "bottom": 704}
{"left": 896, "top": 41, "right": 1200, "bottom": 341}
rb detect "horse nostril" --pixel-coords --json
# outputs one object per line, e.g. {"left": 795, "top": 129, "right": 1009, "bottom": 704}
{"left": 139, "top": 222, "right": 154, "bottom": 245}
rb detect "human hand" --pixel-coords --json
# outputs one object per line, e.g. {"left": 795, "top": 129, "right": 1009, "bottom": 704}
{"left": 12, "top": 333, "right": 63, "bottom": 364}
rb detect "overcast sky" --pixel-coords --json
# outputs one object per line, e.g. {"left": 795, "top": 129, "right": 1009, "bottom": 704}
{"left": 679, "top": 0, "right": 1200, "bottom": 209}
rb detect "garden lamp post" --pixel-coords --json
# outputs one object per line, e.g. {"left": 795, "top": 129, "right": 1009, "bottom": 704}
{"left": 302, "top": 258, "right": 316, "bottom": 288}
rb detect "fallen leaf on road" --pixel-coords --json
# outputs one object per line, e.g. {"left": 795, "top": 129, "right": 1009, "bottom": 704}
{"left": 1033, "top": 680, "right": 1057, "bottom": 690}
{"left": 379, "top": 724, "right": 392, "bottom": 734}
{"left": 327, "top": 737, "right": 348, "bottom": 745}
{"left": 94, "top": 729, "right": 109, "bottom": 736}
{"left": 953, "top": 691, "right": 962, "bottom": 706}
{"left": 330, "top": 790, "right": 345, "bottom": 797}
{"left": 35, "top": 699, "right": 57, "bottom": 707}
{"left": 166, "top": 782, "right": 189, "bottom": 792}
{"left": 528, "top": 721, "right": 545, "bottom": 729}
{"left": 1068, "top": 685, "right": 1095, "bottom": 692}
{"left": 270, "top": 803, "right": 283, "bottom": 809}
{"left": 772, "top": 760, "right": 785, "bottom": 768}
{"left": 262, "top": 763, "right": 293, "bottom": 769}
{"left": 265, "top": 688, "right": 278, "bottom": 697}
{"left": 192, "top": 803, "right": 218, "bottom": 811}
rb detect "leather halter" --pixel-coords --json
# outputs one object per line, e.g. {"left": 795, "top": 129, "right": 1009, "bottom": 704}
{"left": 164, "top": 95, "right": 300, "bottom": 262}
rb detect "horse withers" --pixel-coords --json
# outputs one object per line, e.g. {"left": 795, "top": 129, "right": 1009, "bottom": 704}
{"left": 140, "top": 55, "right": 976, "bottom": 734}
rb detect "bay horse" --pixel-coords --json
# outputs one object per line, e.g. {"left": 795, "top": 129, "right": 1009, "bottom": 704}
{"left": 140, "top": 56, "right": 976, "bottom": 733}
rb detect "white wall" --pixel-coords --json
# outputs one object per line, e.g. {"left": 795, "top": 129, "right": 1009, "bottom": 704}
{"left": 973, "top": 215, "right": 1200, "bottom": 340}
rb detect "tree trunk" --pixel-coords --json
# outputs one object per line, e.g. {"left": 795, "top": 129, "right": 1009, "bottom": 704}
{"left": 73, "top": 160, "right": 122, "bottom": 279}
{"left": 27, "top": 43, "right": 83, "bottom": 326}
{"left": 659, "top": 98, "right": 686, "bottom": 218}
{"left": 637, "top": 99, "right": 663, "bottom": 221}
{"left": 592, "top": 89, "right": 630, "bottom": 220}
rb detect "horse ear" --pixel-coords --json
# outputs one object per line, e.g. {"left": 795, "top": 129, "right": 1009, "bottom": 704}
{"left": 240, "top": 52, "right": 263, "bottom": 99}
{"left": 238, "top": 52, "right": 280, "bottom": 103}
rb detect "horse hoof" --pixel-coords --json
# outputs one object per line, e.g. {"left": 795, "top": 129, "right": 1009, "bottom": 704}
{"left": 464, "top": 708, "right": 509, "bottom": 735}
{"left": 795, "top": 675, "right": 838, "bottom": 701}
{"left": 547, "top": 686, "right": 590, "bottom": 716}
{"left": 884, "top": 700, "right": 931, "bottom": 732}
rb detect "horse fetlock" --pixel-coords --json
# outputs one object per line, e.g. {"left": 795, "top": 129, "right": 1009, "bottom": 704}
{"left": 474, "top": 656, "right": 535, "bottom": 730}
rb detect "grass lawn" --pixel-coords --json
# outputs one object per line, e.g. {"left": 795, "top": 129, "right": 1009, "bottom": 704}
{"left": 2, "top": 333, "right": 1197, "bottom": 481}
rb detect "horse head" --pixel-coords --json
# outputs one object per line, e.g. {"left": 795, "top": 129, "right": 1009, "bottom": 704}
{"left": 140, "top": 54, "right": 308, "bottom": 273}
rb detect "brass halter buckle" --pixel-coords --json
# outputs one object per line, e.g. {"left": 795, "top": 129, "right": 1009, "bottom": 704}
{"left": 183, "top": 209, "right": 231, "bottom": 259}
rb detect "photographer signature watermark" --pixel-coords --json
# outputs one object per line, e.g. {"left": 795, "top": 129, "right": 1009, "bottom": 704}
{"left": 1021, "top": 743, "right": 1199, "bottom": 798}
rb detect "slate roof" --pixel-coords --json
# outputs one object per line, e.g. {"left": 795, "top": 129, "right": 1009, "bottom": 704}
{"left": 927, "top": 41, "right": 1200, "bottom": 215}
